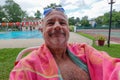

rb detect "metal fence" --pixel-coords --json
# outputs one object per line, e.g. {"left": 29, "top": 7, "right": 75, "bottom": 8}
{"left": 76, "top": 24, "right": 120, "bottom": 29}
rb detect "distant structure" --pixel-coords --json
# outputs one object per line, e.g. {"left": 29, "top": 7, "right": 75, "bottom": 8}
{"left": 21, "top": 18, "right": 41, "bottom": 31}
{"left": 89, "top": 19, "right": 96, "bottom": 28}
{"left": 0, "top": 18, "right": 42, "bottom": 31}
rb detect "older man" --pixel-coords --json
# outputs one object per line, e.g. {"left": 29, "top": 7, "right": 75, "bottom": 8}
{"left": 9, "top": 7, "right": 120, "bottom": 80}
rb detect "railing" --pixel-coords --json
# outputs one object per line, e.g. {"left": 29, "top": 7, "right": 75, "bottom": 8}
{"left": 76, "top": 24, "right": 120, "bottom": 29}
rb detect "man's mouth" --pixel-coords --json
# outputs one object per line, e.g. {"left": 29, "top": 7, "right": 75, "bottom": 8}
{"left": 48, "top": 30, "right": 66, "bottom": 37}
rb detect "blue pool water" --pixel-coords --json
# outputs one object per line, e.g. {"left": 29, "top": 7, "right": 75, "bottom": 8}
{"left": 0, "top": 30, "right": 43, "bottom": 39}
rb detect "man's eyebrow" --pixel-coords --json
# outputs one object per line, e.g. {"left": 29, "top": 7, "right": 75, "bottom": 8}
{"left": 46, "top": 18, "right": 67, "bottom": 22}
{"left": 46, "top": 19, "right": 54, "bottom": 22}
{"left": 60, "top": 19, "right": 67, "bottom": 22}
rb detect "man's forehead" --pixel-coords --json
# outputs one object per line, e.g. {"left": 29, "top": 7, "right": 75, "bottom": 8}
{"left": 43, "top": 10, "right": 67, "bottom": 20}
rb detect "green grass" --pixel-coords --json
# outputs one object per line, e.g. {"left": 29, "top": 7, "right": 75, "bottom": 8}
{"left": 0, "top": 48, "right": 24, "bottom": 80}
{"left": 93, "top": 44, "right": 120, "bottom": 58}
{"left": 77, "top": 32, "right": 95, "bottom": 40}
{"left": 77, "top": 32, "right": 120, "bottom": 58}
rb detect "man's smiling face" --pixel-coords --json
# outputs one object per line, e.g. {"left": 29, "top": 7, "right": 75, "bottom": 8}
{"left": 42, "top": 10, "right": 70, "bottom": 48}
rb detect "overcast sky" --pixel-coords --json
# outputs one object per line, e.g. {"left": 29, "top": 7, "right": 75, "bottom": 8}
{"left": 1, "top": 0, "right": 120, "bottom": 19}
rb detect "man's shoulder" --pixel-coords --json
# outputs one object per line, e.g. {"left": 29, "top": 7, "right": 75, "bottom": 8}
{"left": 19, "top": 44, "right": 50, "bottom": 66}
{"left": 18, "top": 49, "right": 39, "bottom": 66}
{"left": 67, "top": 42, "right": 95, "bottom": 54}
{"left": 68, "top": 42, "right": 90, "bottom": 48}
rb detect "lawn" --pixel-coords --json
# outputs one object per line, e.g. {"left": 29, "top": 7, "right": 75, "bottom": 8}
{"left": 0, "top": 32, "right": 120, "bottom": 80}
{"left": 78, "top": 32, "right": 120, "bottom": 58}
{"left": 0, "top": 48, "right": 24, "bottom": 80}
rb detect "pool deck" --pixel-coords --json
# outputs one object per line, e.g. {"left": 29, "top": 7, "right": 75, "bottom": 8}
{"left": 0, "top": 32, "right": 93, "bottom": 48}
{"left": 0, "top": 32, "right": 118, "bottom": 48}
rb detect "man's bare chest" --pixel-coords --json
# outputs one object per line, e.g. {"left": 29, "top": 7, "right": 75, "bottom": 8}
{"left": 56, "top": 57, "right": 90, "bottom": 80}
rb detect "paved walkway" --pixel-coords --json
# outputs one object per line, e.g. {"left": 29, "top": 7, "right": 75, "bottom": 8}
{"left": 0, "top": 32, "right": 93, "bottom": 48}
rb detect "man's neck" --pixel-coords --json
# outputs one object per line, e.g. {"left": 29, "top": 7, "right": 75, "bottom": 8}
{"left": 48, "top": 47, "right": 67, "bottom": 60}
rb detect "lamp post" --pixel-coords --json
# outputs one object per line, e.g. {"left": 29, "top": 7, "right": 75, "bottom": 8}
{"left": 107, "top": 0, "right": 115, "bottom": 47}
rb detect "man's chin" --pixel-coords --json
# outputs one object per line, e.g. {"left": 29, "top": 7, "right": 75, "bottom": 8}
{"left": 51, "top": 40, "right": 66, "bottom": 45}
{"left": 51, "top": 44, "right": 66, "bottom": 48}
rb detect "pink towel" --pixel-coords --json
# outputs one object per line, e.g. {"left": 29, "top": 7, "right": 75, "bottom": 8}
{"left": 9, "top": 43, "right": 120, "bottom": 80}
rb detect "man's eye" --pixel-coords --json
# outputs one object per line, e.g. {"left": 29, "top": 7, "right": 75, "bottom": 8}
{"left": 47, "top": 22, "right": 54, "bottom": 25}
{"left": 60, "top": 22, "right": 66, "bottom": 25}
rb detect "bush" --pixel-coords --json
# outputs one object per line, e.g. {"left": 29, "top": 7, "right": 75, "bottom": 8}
{"left": 69, "top": 25, "right": 74, "bottom": 32}
{"left": 95, "top": 34, "right": 106, "bottom": 41}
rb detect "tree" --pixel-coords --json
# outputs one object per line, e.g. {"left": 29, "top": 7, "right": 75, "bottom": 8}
{"left": 0, "top": 6, "right": 6, "bottom": 22}
{"left": 44, "top": 3, "right": 62, "bottom": 9}
{"left": 34, "top": 10, "right": 41, "bottom": 19}
{"left": 95, "top": 16, "right": 103, "bottom": 25}
{"left": 80, "top": 16, "right": 90, "bottom": 26}
{"left": 3, "top": 0, "right": 27, "bottom": 22}
{"left": 95, "top": 9, "right": 120, "bottom": 28}
{"left": 68, "top": 17, "right": 76, "bottom": 25}
{"left": 75, "top": 17, "right": 81, "bottom": 24}
{"left": 112, "top": 10, "right": 120, "bottom": 28}
{"left": 103, "top": 12, "right": 110, "bottom": 24}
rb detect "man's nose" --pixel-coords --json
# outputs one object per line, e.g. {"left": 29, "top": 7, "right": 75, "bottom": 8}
{"left": 54, "top": 22, "right": 61, "bottom": 30}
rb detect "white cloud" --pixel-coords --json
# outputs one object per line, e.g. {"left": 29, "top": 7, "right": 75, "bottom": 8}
{"left": 86, "top": 0, "right": 109, "bottom": 18}
{"left": 14, "top": 0, "right": 60, "bottom": 16}
{"left": 10, "top": 0, "right": 120, "bottom": 19}
{"left": 1, "top": 0, "right": 5, "bottom": 6}
{"left": 64, "top": 0, "right": 120, "bottom": 19}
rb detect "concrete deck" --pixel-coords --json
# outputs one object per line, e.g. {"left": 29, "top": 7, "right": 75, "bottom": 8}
{"left": 0, "top": 32, "right": 93, "bottom": 48}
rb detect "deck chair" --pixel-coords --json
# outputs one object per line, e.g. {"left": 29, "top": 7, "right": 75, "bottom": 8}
{"left": 14, "top": 46, "right": 39, "bottom": 66}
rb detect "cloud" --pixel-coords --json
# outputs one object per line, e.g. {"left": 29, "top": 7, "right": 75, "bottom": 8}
{"left": 14, "top": 0, "right": 60, "bottom": 16}
{"left": 62, "top": 0, "right": 120, "bottom": 19}
{"left": 1, "top": 0, "right": 5, "bottom": 6}
{"left": 12, "top": 0, "right": 120, "bottom": 19}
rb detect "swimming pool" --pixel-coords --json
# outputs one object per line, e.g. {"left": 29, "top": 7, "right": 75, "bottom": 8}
{"left": 0, "top": 30, "right": 43, "bottom": 39}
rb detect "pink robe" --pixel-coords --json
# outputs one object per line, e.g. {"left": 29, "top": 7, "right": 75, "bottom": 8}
{"left": 9, "top": 43, "right": 120, "bottom": 80}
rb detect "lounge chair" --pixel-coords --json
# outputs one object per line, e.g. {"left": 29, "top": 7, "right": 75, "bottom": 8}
{"left": 14, "top": 46, "right": 39, "bottom": 66}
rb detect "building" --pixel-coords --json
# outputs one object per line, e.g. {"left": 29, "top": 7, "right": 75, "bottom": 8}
{"left": 21, "top": 18, "right": 41, "bottom": 31}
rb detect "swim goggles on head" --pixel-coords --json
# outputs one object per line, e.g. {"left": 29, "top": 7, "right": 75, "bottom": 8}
{"left": 43, "top": 7, "right": 65, "bottom": 17}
